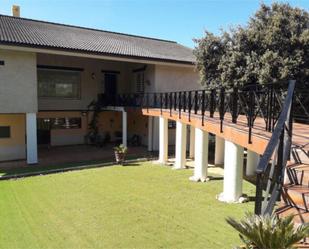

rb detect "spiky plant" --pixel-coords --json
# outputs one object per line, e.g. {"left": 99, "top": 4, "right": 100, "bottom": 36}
{"left": 226, "top": 213, "right": 309, "bottom": 249}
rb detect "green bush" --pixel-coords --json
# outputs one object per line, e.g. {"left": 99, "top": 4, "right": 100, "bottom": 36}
{"left": 226, "top": 213, "right": 309, "bottom": 249}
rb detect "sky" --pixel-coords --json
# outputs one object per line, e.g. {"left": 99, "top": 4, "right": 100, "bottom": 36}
{"left": 0, "top": 0, "right": 308, "bottom": 48}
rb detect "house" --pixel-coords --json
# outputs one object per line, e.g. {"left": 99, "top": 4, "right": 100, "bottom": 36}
{"left": 0, "top": 7, "right": 200, "bottom": 164}
{"left": 1, "top": 7, "right": 308, "bottom": 234}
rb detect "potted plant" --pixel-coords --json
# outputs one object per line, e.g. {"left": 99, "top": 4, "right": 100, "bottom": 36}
{"left": 226, "top": 213, "right": 309, "bottom": 249}
{"left": 114, "top": 144, "right": 128, "bottom": 165}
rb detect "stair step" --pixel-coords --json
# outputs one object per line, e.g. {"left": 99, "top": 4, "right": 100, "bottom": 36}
{"left": 287, "top": 164, "right": 309, "bottom": 186}
{"left": 283, "top": 184, "right": 309, "bottom": 210}
{"left": 276, "top": 205, "right": 309, "bottom": 248}
{"left": 276, "top": 205, "right": 309, "bottom": 226}
{"left": 292, "top": 148, "right": 309, "bottom": 164}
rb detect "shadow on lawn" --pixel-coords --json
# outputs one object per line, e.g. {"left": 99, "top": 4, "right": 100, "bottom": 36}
{"left": 209, "top": 176, "right": 224, "bottom": 181}
{"left": 247, "top": 196, "right": 257, "bottom": 202}
{"left": 122, "top": 163, "right": 141, "bottom": 167}
{"left": 0, "top": 155, "right": 157, "bottom": 180}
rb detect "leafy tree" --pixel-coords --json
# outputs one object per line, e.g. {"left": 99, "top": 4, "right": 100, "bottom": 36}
{"left": 226, "top": 213, "right": 309, "bottom": 249}
{"left": 194, "top": 3, "right": 309, "bottom": 89}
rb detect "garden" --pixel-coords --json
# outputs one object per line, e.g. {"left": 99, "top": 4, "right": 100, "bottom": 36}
{"left": 0, "top": 162, "right": 255, "bottom": 249}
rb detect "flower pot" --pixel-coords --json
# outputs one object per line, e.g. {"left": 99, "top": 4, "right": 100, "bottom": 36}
{"left": 114, "top": 151, "right": 126, "bottom": 164}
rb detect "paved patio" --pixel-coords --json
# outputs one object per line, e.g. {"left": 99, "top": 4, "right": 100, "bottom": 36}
{"left": 0, "top": 144, "right": 154, "bottom": 170}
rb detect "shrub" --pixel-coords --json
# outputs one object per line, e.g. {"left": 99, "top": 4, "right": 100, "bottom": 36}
{"left": 226, "top": 213, "right": 309, "bottom": 249}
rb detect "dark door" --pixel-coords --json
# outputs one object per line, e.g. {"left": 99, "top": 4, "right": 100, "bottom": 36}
{"left": 37, "top": 118, "right": 51, "bottom": 145}
{"left": 104, "top": 73, "right": 117, "bottom": 105}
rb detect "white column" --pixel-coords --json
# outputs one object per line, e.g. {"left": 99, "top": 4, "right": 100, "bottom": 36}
{"left": 26, "top": 113, "right": 38, "bottom": 164}
{"left": 215, "top": 135, "right": 225, "bottom": 165}
{"left": 189, "top": 128, "right": 209, "bottom": 182}
{"left": 189, "top": 126, "right": 195, "bottom": 159}
{"left": 246, "top": 150, "right": 260, "bottom": 176}
{"left": 147, "top": 116, "right": 153, "bottom": 151}
{"left": 173, "top": 121, "right": 187, "bottom": 169}
{"left": 218, "top": 140, "right": 244, "bottom": 203}
{"left": 122, "top": 111, "right": 127, "bottom": 147}
{"left": 158, "top": 117, "right": 168, "bottom": 164}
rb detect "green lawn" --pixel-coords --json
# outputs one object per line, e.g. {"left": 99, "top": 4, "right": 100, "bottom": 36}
{"left": 0, "top": 163, "right": 255, "bottom": 249}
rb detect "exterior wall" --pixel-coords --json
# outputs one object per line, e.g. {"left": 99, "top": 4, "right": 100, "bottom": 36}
{"left": 127, "top": 110, "right": 148, "bottom": 146}
{"left": 125, "top": 64, "right": 155, "bottom": 93}
{"left": 0, "top": 49, "right": 37, "bottom": 113}
{"left": 97, "top": 111, "right": 122, "bottom": 141}
{"left": 151, "top": 65, "right": 200, "bottom": 148}
{"left": 38, "top": 111, "right": 88, "bottom": 146}
{"left": 0, "top": 114, "right": 26, "bottom": 161}
{"left": 154, "top": 64, "right": 200, "bottom": 92}
{"left": 97, "top": 110, "right": 148, "bottom": 146}
{"left": 0, "top": 49, "right": 200, "bottom": 162}
{"left": 37, "top": 54, "right": 198, "bottom": 111}
{"left": 142, "top": 64, "right": 156, "bottom": 93}
{"left": 37, "top": 54, "right": 136, "bottom": 111}
{"left": 37, "top": 110, "right": 148, "bottom": 147}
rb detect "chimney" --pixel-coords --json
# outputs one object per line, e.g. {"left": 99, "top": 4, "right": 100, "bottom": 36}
{"left": 12, "top": 5, "right": 20, "bottom": 17}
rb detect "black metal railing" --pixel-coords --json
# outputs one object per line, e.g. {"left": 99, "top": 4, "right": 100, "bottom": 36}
{"left": 293, "top": 85, "right": 309, "bottom": 124}
{"left": 96, "top": 80, "right": 307, "bottom": 215}
{"left": 254, "top": 80, "right": 296, "bottom": 215}
{"left": 99, "top": 82, "right": 296, "bottom": 144}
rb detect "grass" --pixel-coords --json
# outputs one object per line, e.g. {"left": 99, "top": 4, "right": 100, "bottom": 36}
{"left": 0, "top": 154, "right": 154, "bottom": 177}
{"left": 0, "top": 162, "right": 255, "bottom": 249}
{"left": 0, "top": 155, "right": 152, "bottom": 177}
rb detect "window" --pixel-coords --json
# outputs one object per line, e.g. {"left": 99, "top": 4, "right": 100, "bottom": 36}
{"left": 136, "top": 72, "right": 145, "bottom": 93}
{"left": 0, "top": 126, "right": 10, "bottom": 138}
{"left": 38, "top": 69, "right": 81, "bottom": 99}
{"left": 37, "top": 117, "right": 81, "bottom": 129}
{"left": 51, "top": 117, "right": 82, "bottom": 129}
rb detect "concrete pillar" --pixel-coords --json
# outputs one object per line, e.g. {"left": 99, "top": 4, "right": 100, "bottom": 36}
{"left": 189, "top": 128, "right": 209, "bottom": 182}
{"left": 122, "top": 111, "right": 127, "bottom": 147}
{"left": 173, "top": 121, "right": 187, "bottom": 169}
{"left": 148, "top": 116, "right": 153, "bottom": 151}
{"left": 158, "top": 117, "right": 168, "bottom": 164}
{"left": 189, "top": 125, "right": 195, "bottom": 159}
{"left": 215, "top": 135, "right": 225, "bottom": 165}
{"left": 246, "top": 150, "right": 259, "bottom": 176}
{"left": 26, "top": 113, "right": 38, "bottom": 164}
{"left": 218, "top": 140, "right": 244, "bottom": 203}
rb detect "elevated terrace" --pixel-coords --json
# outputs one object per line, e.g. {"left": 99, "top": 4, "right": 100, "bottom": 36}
{"left": 101, "top": 80, "right": 308, "bottom": 246}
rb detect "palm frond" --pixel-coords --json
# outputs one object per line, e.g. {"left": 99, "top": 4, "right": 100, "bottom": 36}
{"left": 226, "top": 213, "right": 309, "bottom": 249}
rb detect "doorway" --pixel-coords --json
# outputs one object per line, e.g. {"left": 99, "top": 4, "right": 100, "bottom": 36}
{"left": 104, "top": 73, "right": 117, "bottom": 105}
{"left": 37, "top": 118, "right": 51, "bottom": 145}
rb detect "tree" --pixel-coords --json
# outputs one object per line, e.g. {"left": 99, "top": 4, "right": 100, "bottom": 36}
{"left": 194, "top": 3, "right": 309, "bottom": 89}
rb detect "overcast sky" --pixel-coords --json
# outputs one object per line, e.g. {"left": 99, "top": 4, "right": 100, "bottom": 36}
{"left": 0, "top": 0, "right": 308, "bottom": 48}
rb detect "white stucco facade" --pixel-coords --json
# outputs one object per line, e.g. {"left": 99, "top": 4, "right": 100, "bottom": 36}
{"left": 0, "top": 49, "right": 37, "bottom": 113}
{"left": 0, "top": 45, "right": 200, "bottom": 163}
{"left": 37, "top": 53, "right": 156, "bottom": 111}
{"left": 153, "top": 64, "right": 200, "bottom": 92}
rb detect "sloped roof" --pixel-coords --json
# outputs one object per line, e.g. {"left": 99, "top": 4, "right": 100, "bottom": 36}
{"left": 0, "top": 14, "right": 195, "bottom": 64}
